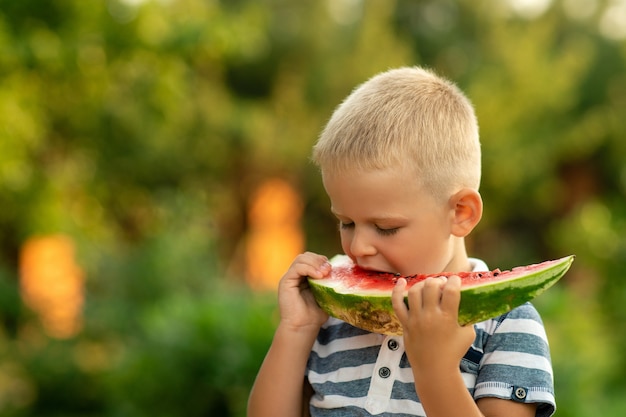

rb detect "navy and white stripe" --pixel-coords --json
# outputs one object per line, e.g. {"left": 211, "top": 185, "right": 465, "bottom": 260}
{"left": 306, "top": 259, "right": 556, "bottom": 417}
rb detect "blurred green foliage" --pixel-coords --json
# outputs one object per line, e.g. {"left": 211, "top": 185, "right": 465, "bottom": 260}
{"left": 0, "top": 0, "right": 625, "bottom": 416}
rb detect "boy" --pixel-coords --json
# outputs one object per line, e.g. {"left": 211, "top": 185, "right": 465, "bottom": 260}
{"left": 248, "top": 67, "right": 555, "bottom": 417}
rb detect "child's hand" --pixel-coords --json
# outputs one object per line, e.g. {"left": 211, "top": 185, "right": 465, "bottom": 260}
{"left": 277, "top": 252, "right": 331, "bottom": 333}
{"left": 391, "top": 275, "right": 475, "bottom": 376}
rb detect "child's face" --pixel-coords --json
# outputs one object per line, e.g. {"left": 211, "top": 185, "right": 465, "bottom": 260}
{"left": 322, "top": 167, "right": 465, "bottom": 275}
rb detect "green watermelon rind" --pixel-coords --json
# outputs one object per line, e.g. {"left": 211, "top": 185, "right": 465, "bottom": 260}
{"left": 308, "top": 255, "right": 574, "bottom": 336}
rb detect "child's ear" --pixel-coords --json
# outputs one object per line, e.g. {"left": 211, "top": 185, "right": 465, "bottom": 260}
{"left": 448, "top": 188, "right": 483, "bottom": 237}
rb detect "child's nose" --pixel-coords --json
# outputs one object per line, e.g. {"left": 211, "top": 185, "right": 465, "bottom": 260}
{"left": 349, "top": 229, "right": 376, "bottom": 257}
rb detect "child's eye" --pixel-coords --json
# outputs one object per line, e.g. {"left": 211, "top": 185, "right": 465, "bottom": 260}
{"left": 339, "top": 221, "right": 354, "bottom": 230}
{"left": 376, "top": 226, "right": 399, "bottom": 236}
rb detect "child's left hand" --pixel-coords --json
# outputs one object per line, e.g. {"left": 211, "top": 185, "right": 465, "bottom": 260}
{"left": 391, "top": 276, "right": 475, "bottom": 376}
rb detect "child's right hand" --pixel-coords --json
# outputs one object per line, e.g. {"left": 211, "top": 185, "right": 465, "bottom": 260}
{"left": 277, "top": 252, "right": 331, "bottom": 333}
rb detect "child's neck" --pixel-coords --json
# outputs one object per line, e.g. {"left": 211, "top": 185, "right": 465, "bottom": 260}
{"left": 442, "top": 237, "right": 472, "bottom": 273}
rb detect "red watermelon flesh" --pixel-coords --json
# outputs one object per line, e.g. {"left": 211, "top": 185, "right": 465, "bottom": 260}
{"left": 328, "top": 260, "right": 555, "bottom": 292}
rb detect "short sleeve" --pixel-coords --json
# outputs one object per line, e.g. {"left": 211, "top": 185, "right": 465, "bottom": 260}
{"left": 474, "top": 303, "right": 556, "bottom": 417}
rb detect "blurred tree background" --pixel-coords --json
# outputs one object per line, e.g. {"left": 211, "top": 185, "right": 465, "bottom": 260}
{"left": 0, "top": 0, "right": 625, "bottom": 415}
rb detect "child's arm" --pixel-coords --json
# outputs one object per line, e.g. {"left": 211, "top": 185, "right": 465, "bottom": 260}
{"left": 391, "top": 276, "right": 537, "bottom": 417}
{"left": 247, "top": 252, "right": 331, "bottom": 417}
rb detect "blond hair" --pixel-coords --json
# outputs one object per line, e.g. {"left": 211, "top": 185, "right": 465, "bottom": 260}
{"left": 312, "top": 66, "right": 481, "bottom": 200}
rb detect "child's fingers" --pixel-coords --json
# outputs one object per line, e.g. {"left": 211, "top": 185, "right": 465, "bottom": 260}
{"left": 391, "top": 278, "right": 409, "bottom": 325}
{"left": 440, "top": 275, "right": 462, "bottom": 317}
{"left": 421, "top": 277, "right": 447, "bottom": 308}
{"left": 305, "top": 261, "right": 332, "bottom": 279}
{"left": 292, "top": 252, "right": 331, "bottom": 279}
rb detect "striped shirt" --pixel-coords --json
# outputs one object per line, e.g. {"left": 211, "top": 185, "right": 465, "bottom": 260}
{"left": 306, "top": 259, "right": 556, "bottom": 417}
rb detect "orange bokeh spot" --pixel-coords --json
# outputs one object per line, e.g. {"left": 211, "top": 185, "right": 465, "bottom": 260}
{"left": 246, "top": 178, "right": 305, "bottom": 291}
{"left": 19, "top": 235, "right": 84, "bottom": 339}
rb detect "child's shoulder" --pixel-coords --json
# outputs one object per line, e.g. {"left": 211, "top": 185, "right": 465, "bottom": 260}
{"left": 501, "top": 301, "right": 544, "bottom": 321}
{"left": 475, "top": 302, "right": 547, "bottom": 338}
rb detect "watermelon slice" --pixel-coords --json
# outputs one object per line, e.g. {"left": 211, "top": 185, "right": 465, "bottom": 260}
{"left": 308, "top": 255, "right": 574, "bottom": 335}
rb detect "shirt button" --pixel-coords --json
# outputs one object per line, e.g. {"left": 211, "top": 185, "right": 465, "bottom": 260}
{"left": 387, "top": 339, "right": 399, "bottom": 351}
{"left": 378, "top": 367, "right": 391, "bottom": 378}
{"left": 514, "top": 387, "right": 527, "bottom": 400}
